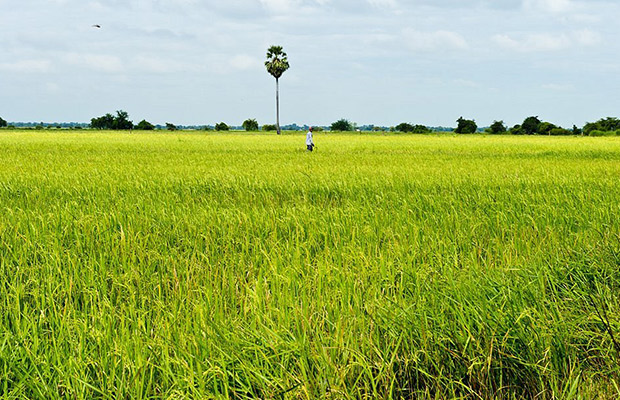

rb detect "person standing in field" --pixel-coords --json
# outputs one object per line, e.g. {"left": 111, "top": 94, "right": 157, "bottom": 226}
{"left": 306, "top": 126, "right": 314, "bottom": 152}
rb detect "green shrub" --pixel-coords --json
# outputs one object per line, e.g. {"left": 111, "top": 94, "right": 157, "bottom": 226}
{"left": 242, "top": 119, "right": 259, "bottom": 131}
{"left": 215, "top": 122, "right": 229, "bottom": 131}
{"left": 395, "top": 123, "right": 431, "bottom": 134}
{"left": 509, "top": 125, "right": 524, "bottom": 135}
{"left": 455, "top": 117, "right": 477, "bottom": 134}
{"left": 331, "top": 119, "right": 353, "bottom": 131}
{"left": 487, "top": 120, "right": 507, "bottom": 134}
{"left": 549, "top": 128, "right": 571, "bottom": 136}
{"left": 583, "top": 117, "right": 620, "bottom": 135}
{"left": 135, "top": 120, "right": 155, "bottom": 130}
{"left": 588, "top": 130, "right": 615, "bottom": 137}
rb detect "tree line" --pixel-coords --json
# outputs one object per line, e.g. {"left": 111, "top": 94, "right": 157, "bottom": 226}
{"left": 453, "top": 116, "right": 620, "bottom": 136}
{"left": 88, "top": 112, "right": 280, "bottom": 132}
{"left": 330, "top": 116, "right": 620, "bottom": 136}
{"left": 2, "top": 112, "right": 619, "bottom": 136}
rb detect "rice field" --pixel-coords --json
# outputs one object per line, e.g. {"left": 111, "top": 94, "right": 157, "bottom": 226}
{"left": 1, "top": 130, "right": 619, "bottom": 399}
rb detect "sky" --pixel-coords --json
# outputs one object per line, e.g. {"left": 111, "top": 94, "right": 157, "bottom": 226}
{"left": 1, "top": 0, "right": 619, "bottom": 128}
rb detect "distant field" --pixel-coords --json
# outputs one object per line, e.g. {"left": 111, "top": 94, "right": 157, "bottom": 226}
{"left": 1, "top": 130, "right": 619, "bottom": 399}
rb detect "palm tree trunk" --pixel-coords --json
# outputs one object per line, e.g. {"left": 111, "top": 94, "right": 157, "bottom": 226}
{"left": 276, "top": 78, "right": 281, "bottom": 135}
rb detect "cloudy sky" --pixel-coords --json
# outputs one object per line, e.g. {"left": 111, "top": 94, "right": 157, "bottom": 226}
{"left": 1, "top": 0, "right": 619, "bottom": 127}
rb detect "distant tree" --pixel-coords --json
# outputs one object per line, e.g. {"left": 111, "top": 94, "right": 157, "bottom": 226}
{"left": 588, "top": 129, "right": 616, "bottom": 137}
{"left": 550, "top": 127, "right": 571, "bottom": 136}
{"left": 135, "top": 120, "right": 155, "bottom": 130}
{"left": 395, "top": 122, "right": 431, "bottom": 133}
{"left": 597, "top": 117, "right": 620, "bottom": 132}
{"left": 265, "top": 45, "right": 290, "bottom": 135}
{"left": 215, "top": 122, "right": 229, "bottom": 131}
{"left": 509, "top": 124, "right": 524, "bottom": 135}
{"left": 91, "top": 110, "right": 133, "bottom": 130}
{"left": 522, "top": 116, "right": 541, "bottom": 135}
{"left": 455, "top": 117, "right": 477, "bottom": 134}
{"left": 395, "top": 122, "right": 414, "bottom": 133}
{"left": 90, "top": 113, "right": 114, "bottom": 129}
{"left": 572, "top": 125, "right": 582, "bottom": 136}
{"left": 583, "top": 117, "right": 620, "bottom": 135}
{"left": 583, "top": 122, "right": 597, "bottom": 135}
{"left": 537, "top": 121, "right": 557, "bottom": 136}
{"left": 242, "top": 119, "right": 259, "bottom": 131}
{"left": 0, "top": 117, "right": 7, "bottom": 128}
{"left": 112, "top": 110, "right": 133, "bottom": 130}
{"left": 411, "top": 125, "right": 431, "bottom": 134}
{"left": 331, "top": 119, "right": 354, "bottom": 131}
{"left": 165, "top": 123, "right": 177, "bottom": 131}
{"left": 262, "top": 124, "right": 277, "bottom": 131}
{"left": 312, "top": 126, "right": 324, "bottom": 132}
{"left": 487, "top": 120, "right": 507, "bottom": 134}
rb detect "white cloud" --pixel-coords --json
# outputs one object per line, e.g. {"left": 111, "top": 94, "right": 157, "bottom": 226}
{"left": 259, "top": 0, "right": 301, "bottom": 13}
{"left": 542, "top": 83, "right": 574, "bottom": 91}
{"left": 573, "top": 29, "right": 602, "bottom": 46}
{"left": 46, "top": 82, "right": 61, "bottom": 92}
{"left": 524, "top": 0, "right": 574, "bottom": 13}
{"left": 131, "top": 56, "right": 200, "bottom": 74}
{"left": 0, "top": 60, "right": 52, "bottom": 73}
{"left": 64, "top": 53, "right": 124, "bottom": 73}
{"left": 493, "top": 30, "right": 601, "bottom": 52}
{"left": 367, "top": 0, "right": 397, "bottom": 8}
{"left": 493, "top": 33, "right": 569, "bottom": 51}
{"left": 229, "top": 54, "right": 261, "bottom": 71}
{"left": 403, "top": 29, "right": 468, "bottom": 52}
{"left": 454, "top": 79, "right": 479, "bottom": 88}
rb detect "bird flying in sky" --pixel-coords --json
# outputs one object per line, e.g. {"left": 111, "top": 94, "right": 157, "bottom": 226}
{"left": 92, "top": 24, "right": 101, "bottom": 28}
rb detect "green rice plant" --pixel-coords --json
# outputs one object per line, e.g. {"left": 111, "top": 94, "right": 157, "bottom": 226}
{"left": 0, "top": 131, "right": 619, "bottom": 398}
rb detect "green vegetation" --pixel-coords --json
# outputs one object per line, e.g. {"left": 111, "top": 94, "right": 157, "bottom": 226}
{"left": 583, "top": 117, "right": 620, "bottom": 136}
{"left": 507, "top": 117, "right": 580, "bottom": 136}
{"left": 135, "top": 120, "right": 155, "bottom": 130}
{"left": 90, "top": 110, "right": 134, "bottom": 130}
{"left": 487, "top": 120, "right": 507, "bottom": 135}
{"left": 242, "top": 119, "right": 259, "bottom": 131}
{"left": 0, "top": 116, "right": 7, "bottom": 128}
{"left": 455, "top": 117, "right": 478, "bottom": 134}
{"left": 331, "top": 118, "right": 354, "bottom": 131}
{"left": 215, "top": 122, "right": 229, "bottom": 131}
{"left": 1, "top": 131, "right": 620, "bottom": 399}
{"left": 522, "top": 116, "right": 542, "bottom": 135}
{"left": 394, "top": 123, "right": 431, "bottom": 134}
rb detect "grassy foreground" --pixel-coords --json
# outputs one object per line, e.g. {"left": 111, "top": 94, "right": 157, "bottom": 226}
{"left": 1, "top": 131, "right": 619, "bottom": 399}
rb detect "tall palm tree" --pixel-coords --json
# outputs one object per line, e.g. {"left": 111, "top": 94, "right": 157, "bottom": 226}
{"left": 265, "top": 46, "right": 290, "bottom": 135}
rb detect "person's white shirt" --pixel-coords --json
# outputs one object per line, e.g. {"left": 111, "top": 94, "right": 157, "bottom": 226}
{"left": 306, "top": 129, "right": 314, "bottom": 146}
